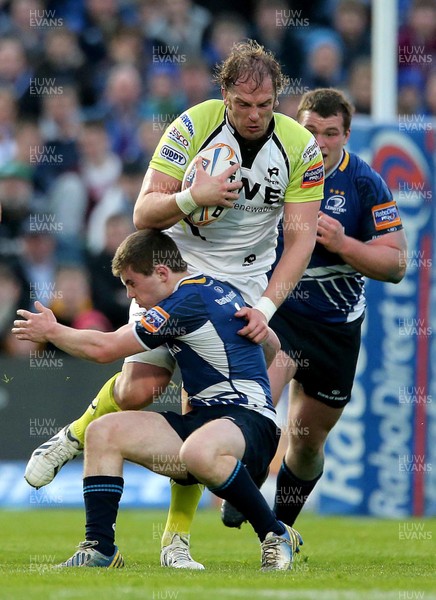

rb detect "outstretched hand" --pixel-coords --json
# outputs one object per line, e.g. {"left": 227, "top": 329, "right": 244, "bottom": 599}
{"left": 235, "top": 306, "right": 269, "bottom": 344}
{"left": 12, "top": 301, "right": 57, "bottom": 343}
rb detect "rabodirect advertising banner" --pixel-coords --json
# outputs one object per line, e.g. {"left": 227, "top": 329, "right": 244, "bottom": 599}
{"left": 317, "top": 122, "right": 435, "bottom": 517}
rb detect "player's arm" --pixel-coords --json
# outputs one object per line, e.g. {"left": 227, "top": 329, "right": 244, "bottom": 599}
{"left": 317, "top": 211, "right": 407, "bottom": 282}
{"left": 237, "top": 199, "right": 320, "bottom": 343}
{"left": 261, "top": 326, "right": 281, "bottom": 368}
{"left": 12, "top": 301, "right": 143, "bottom": 363}
{"left": 133, "top": 162, "right": 241, "bottom": 230}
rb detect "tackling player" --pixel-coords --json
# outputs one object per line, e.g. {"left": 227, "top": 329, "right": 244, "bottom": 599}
{"left": 24, "top": 40, "right": 324, "bottom": 568}
{"left": 13, "top": 229, "right": 303, "bottom": 571}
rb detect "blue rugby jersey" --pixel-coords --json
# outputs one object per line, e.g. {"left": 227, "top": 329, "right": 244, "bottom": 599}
{"left": 273, "top": 150, "right": 404, "bottom": 324}
{"left": 133, "top": 273, "right": 276, "bottom": 422}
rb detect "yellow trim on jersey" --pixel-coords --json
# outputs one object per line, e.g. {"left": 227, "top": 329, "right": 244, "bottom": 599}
{"left": 339, "top": 151, "right": 350, "bottom": 171}
{"left": 179, "top": 276, "right": 207, "bottom": 286}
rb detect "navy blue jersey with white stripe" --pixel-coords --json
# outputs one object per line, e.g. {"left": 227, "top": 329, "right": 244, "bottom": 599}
{"left": 272, "top": 150, "right": 403, "bottom": 324}
{"left": 133, "top": 273, "right": 275, "bottom": 422}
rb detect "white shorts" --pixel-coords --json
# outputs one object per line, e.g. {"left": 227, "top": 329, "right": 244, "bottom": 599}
{"left": 123, "top": 270, "right": 267, "bottom": 370}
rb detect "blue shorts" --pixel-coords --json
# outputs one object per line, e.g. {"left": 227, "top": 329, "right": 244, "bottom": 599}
{"left": 270, "top": 310, "right": 364, "bottom": 407}
{"left": 161, "top": 405, "right": 280, "bottom": 485}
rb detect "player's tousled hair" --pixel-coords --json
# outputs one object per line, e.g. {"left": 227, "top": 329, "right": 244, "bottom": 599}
{"left": 111, "top": 230, "right": 187, "bottom": 277}
{"left": 296, "top": 88, "right": 355, "bottom": 132}
{"left": 214, "top": 39, "right": 285, "bottom": 97}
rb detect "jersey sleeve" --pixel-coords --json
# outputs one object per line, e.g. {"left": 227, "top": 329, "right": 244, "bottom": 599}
{"left": 133, "top": 292, "right": 206, "bottom": 350}
{"left": 356, "top": 163, "right": 403, "bottom": 241}
{"left": 275, "top": 116, "right": 325, "bottom": 203}
{"left": 149, "top": 100, "right": 226, "bottom": 181}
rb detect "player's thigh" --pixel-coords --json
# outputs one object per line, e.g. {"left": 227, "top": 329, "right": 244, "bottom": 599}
{"left": 287, "top": 380, "right": 344, "bottom": 448}
{"left": 114, "top": 349, "right": 175, "bottom": 409}
{"left": 181, "top": 418, "right": 246, "bottom": 467}
{"left": 96, "top": 411, "right": 184, "bottom": 473}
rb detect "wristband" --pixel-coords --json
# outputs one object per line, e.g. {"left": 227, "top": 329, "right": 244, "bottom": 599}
{"left": 175, "top": 188, "right": 198, "bottom": 215}
{"left": 253, "top": 297, "right": 277, "bottom": 322}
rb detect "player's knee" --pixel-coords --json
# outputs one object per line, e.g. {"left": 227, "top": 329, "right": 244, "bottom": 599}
{"left": 180, "top": 438, "right": 213, "bottom": 477}
{"left": 85, "top": 414, "right": 118, "bottom": 450}
{"left": 114, "top": 376, "right": 155, "bottom": 410}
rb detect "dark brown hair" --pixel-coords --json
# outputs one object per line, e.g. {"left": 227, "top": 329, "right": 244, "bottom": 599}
{"left": 112, "top": 230, "right": 187, "bottom": 277}
{"left": 297, "top": 88, "right": 355, "bottom": 132}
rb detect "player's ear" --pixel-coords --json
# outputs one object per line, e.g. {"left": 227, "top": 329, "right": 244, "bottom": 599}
{"left": 154, "top": 264, "right": 169, "bottom": 280}
{"left": 222, "top": 87, "right": 229, "bottom": 106}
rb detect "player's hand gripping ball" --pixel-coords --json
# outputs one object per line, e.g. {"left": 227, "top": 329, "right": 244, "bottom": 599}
{"left": 183, "top": 143, "right": 241, "bottom": 226}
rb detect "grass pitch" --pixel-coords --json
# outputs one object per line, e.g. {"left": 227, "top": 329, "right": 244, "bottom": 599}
{"left": 0, "top": 509, "right": 435, "bottom": 600}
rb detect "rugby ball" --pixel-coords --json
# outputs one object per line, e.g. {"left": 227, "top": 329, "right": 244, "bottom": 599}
{"left": 182, "top": 143, "right": 241, "bottom": 226}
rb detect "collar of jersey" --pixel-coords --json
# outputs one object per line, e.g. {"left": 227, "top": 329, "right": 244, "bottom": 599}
{"left": 174, "top": 272, "right": 206, "bottom": 292}
{"left": 326, "top": 149, "right": 349, "bottom": 179}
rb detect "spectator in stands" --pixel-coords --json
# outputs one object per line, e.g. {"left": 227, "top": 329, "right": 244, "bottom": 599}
{"left": 99, "top": 63, "right": 144, "bottom": 161}
{"left": 145, "top": 0, "right": 211, "bottom": 61}
{"left": 0, "top": 37, "right": 37, "bottom": 118}
{"left": 49, "top": 265, "right": 112, "bottom": 337}
{"left": 347, "top": 56, "right": 372, "bottom": 115}
{"left": 202, "top": 12, "right": 249, "bottom": 73}
{"left": 249, "top": 0, "right": 305, "bottom": 80}
{"left": 140, "top": 64, "right": 184, "bottom": 121}
{"left": 34, "top": 27, "right": 97, "bottom": 111}
{"left": 78, "top": 0, "right": 136, "bottom": 66}
{"left": 38, "top": 85, "right": 83, "bottom": 184}
{"left": 0, "top": 262, "right": 37, "bottom": 356}
{"left": 78, "top": 119, "right": 122, "bottom": 218}
{"left": 0, "top": 87, "right": 18, "bottom": 168}
{"left": 304, "top": 36, "right": 344, "bottom": 89}
{"left": 397, "top": 67, "right": 426, "bottom": 115}
{"left": 1, "top": 0, "right": 46, "bottom": 67}
{"left": 398, "top": 0, "right": 436, "bottom": 80}
{"left": 0, "top": 161, "right": 37, "bottom": 247}
{"left": 86, "top": 159, "right": 143, "bottom": 255}
{"left": 178, "top": 58, "right": 215, "bottom": 109}
{"left": 332, "top": 0, "right": 371, "bottom": 74}
{"left": 88, "top": 213, "right": 134, "bottom": 329}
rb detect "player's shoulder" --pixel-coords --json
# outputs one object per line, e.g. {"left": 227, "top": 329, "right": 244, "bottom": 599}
{"left": 343, "top": 150, "right": 382, "bottom": 182}
{"left": 273, "top": 112, "right": 321, "bottom": 167}
{"left": 180, "top": 99, "right": 225, "bottom": 130}
{"left": 273, "top": 112, "right": 315, "bottom": 144}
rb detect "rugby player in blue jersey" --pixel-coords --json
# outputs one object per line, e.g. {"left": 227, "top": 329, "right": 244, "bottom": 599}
{"left": 222, "top": 88, "right": 408, "bottom": 530}
{"left": 13, "top": 229, "right": 303, "bottom": 571}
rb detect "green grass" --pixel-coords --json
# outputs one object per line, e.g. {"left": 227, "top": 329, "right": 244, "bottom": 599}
{"left": 0, "top": 509, "right": 435, "bottom": 600}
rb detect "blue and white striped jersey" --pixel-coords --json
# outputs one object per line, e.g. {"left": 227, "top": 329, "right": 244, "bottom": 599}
{"left": 132, "top": 273, "right": 276, "bottom": 422}
{"left": 273, "top": 150, "right": 404, "bottom": 324}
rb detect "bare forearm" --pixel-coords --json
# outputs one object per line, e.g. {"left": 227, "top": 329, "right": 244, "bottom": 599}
{"left": 264, "top": 243, "right": 313, "bottom": 309}
{"left": 262, "top": 327, "right": 281, "bottom": 367}
{"left": 338, "top": 237, "right": 406, "bottom": 282}
{"left": 47, "top": 323, "right": 116, "bottom": 362}
{"left": 133, "top": 191, "right": 185, "bottom": 230}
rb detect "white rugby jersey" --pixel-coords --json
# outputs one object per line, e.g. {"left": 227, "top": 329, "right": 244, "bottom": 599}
{"left": 149, "top": 99, "right": 324, "bottom": 279}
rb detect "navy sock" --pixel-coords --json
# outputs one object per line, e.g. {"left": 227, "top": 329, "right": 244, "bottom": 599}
{"left": 210, "top": 460, "right": 284, "bottom": 542}
{"left": 274, "top": 460, "right": 322, "bottom": 526}
{"left": 83, "top": 475, "right": 124, "bottom": 557}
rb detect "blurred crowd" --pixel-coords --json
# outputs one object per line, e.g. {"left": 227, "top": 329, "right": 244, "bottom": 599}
{"left": 0, "top": 0, "right": 435, "bottom": 355}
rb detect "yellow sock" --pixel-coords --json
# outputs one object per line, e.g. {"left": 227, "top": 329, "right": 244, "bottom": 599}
{"left": 161, "top": 480, "right": 204, "bottom": 547}
{"left": 69, "top": 372, "right": 121, "bottom": 446}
